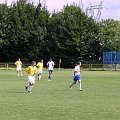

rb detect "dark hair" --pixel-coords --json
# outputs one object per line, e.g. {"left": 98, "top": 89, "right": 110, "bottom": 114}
{"left": 32, "top": 61, "right": 36, "bottom": 64}
{"left": 76, "top": 62, "right": 80, "bottom": 65}
{"left": 40, "top": 59, "right": 43, "bottom": 62}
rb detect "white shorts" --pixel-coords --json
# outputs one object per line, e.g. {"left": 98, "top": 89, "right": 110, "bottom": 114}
{"left": 28, "top": 76, "right": 35, "bottom": 84}
{"left": 47, "top": 67, "right": 53, "bottom": 71}
{"left": 38, "top": 69, "right": 43, "bottom": 74}
{"left": 16, "top": 66, "right": 21, "bottom": 71}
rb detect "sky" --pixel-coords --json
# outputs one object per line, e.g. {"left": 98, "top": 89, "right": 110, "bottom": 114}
{"left": 0, "top": 0, "right": 120, "bottom": 20}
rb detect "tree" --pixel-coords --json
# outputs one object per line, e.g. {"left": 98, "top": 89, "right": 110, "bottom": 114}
{"left": 1, "top": 0, "right": 50, "bottom": 62}
{"left": 47, "top": 5, "right": 100, "bottom": 67}
{"left": 0, "top": 3, "right": 11, "bottom": 61}
{"left": 99, "top": 19, "right": 120, "bottom": 52}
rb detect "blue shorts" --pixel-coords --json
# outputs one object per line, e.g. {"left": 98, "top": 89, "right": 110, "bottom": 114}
{"left": 74, "top": 74, "right": 81, "bottom": 81}
{"left": 48, "top": 70, "right": 53, "bottom": 73}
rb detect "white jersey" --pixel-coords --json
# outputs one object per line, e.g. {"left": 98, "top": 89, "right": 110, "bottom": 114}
{"left": 74, "top": 65, "right": 80, "bottom": 76}
{"left": 47, "top": 61, "right": 54, "bottom": 70}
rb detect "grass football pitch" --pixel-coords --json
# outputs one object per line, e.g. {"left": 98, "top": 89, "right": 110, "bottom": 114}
{"left": 0, "top": 69, "right": 120, "bottom": 120}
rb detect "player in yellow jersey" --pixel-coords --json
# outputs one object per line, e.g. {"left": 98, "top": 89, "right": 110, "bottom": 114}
{"left": 15, "top": 58, "right": 23, "bottom": 76}
{"left": 36, "top": 59, "right": 43, "bottom": 80}
{"left": 25, "top": 61, "right": 37, "bottom": 93}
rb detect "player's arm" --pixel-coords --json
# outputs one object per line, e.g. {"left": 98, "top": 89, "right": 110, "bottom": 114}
{"left": 36, "top": 63, "right": 39, "bottom": 68}
{"left": 20, "top": 61, "right": 22, "bottom": 67}
{"left": 26, "top": 67, "right": 30, "bottom": 73}
{"left": 47, "top": 62, "right": 49, "bottom": 69}
{"left": 52, "top": 62, "right": 55, "bottom": 68}
{"left": 15, "top": 61, "right": 17, "bottom": 65}
{"left": 72, "top": 69, "right": 75, "bottom": 77}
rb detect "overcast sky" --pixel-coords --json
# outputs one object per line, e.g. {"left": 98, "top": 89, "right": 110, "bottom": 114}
{"left": 0, "top": 0, "right": 120, "bottom": 20}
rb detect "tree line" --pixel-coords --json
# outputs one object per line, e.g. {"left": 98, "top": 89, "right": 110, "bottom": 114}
{"left": 0, "top": 0, "right": 120, "bottom": 67}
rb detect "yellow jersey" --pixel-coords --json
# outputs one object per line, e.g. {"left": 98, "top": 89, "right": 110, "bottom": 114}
{"left": 15, "top": 61, "right": 22, "bottom": 67}
{"left": 26, "top": 66, "right": 37, "bottom": 76}
{"left": 36, "top": 62, "right": 43, "bottom": 69}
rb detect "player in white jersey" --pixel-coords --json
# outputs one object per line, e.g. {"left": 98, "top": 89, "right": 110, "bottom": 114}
{"left": 47, "top": 58, "right": 54, "bottom": 79}
{"left": 69, "top": 62, "right": 83, "bottom": 91}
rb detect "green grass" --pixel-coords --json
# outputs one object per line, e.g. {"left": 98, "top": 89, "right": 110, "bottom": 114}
{"left": 0, "top": 69, "right": 120, "bottom": 120}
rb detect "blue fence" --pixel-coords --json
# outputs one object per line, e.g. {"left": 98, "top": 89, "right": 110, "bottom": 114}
{"left": 103, "top": 52, "right": 120, "bottom": 64}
